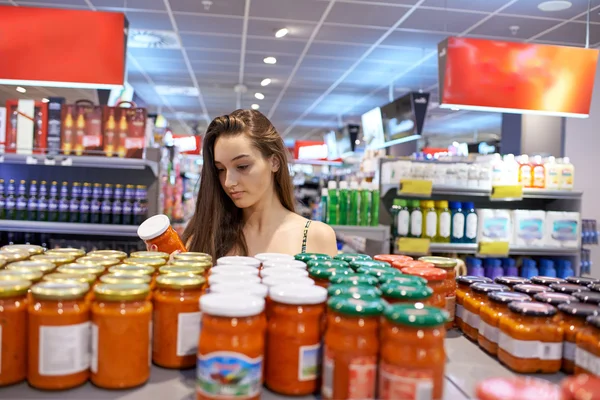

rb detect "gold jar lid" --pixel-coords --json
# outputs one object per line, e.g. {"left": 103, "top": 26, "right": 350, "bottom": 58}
{"left": 7, "top": 260, "right": 55, "bottom": 274}
{"left": 100, "top": 273, "right": 151, "bottom": 285}
{"left": 31, "top": 281, "right": 89, "bottom": 300}
{"left": 108, "top": 265, "right": 154, "bottom": 276}
{"left": 130, "top": 251, "right": 170, "bottom": 260}
{"left": 1, "top": 244, "right": 44, "bottom": 255}
{"left": 86, "top": 250, "right": 128, "bottom": 260}
{"left": 31, "top": 254, "right": 75, "bottom": 266}
{"left": 77, "top": 256, "right": 120, "bottom": 267}
{"left": 0, "top": 254, "right": 6, "bottom": 268}
{"left": 0, "top": 269, "right": 43, "bottom": 282}
{"left": 124, "top": 257, "right": 166, "bottom": 268}
{"left": 156, "top": 274, "right": 206, "bottom": 289}
{"left": 94, "top": 283, "right": 150, "bottom": 301}
{"left": 417, "top": 256, "right": 457, "bottom": 269}
{"left": 168, "top": 259, "right": 211, "bottom": 270}
{"left": 173, "top": 252, "right": 212, "bottom": 262}
{"left": 44, "top": 272, "right": 96, "bottom": 285}
{"left": 57, "top": 263, "right": 105, "bottom": 277}
{"left": 45, "top": 248, "right": 86, "bottom": 258}
{"left": 0, "top": 279, "right": 31, "bottom": 298}
{"left": 159, "top": 265, "right": 205, "bottom": 276}
{"left": 0, "top": 250, "right": 29, "bottom": 263}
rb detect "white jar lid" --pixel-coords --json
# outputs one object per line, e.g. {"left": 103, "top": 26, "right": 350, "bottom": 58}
{"left": 270, "top": 284, "right": 327, "bottom": 305}
{"left": 262, "top": 260, "right": 307, "bottom": 269}
{"left": 209, "top": 283, "right": 269, "bottom": 298}
{"left": 254, "top": 253, "right": 295, "bottom": 263}
{"left": 217, "top": 256, "right": 261, "bottom": 268}
{"left": 261, "top": 268, "right": 309, "bottom": 278}
{"left": 262, "top": 276, "right": 315, "bottom": 287}
{"left": 200, "top": 293, "right": 265, "bottom": 317}
{"left": 211, "top": 265, "right": 259, "bottom": 276}
{"left": 137, "top": 214, "right": 170, "bottom": 241}
{"left": 208, "top": 274, "right": 261, "bottom": 286}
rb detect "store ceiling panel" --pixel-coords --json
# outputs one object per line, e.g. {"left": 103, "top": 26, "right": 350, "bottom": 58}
{"left": 326, "top": 2, "right": 410, "bottom": 27}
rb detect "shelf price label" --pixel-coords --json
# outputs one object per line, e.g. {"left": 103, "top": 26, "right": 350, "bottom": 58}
{"left": 399, "top": 179, "right": 433, "bottom": 197}
{"left": 397, "top": 237, "right": 430, "bottom": 255}
{"left": 478, "top": 241, "right": 510, "bottom": 257}
{"left": 491, "top": 185, "right": 523, "bottom": 200}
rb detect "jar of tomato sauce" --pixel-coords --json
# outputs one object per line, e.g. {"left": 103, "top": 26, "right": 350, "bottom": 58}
{"left": 31, "top": 254, "right": 75, "bottom": 267}
{"left": 329, "top": 274, "right": 377, "bottom": 286}
{"left": 308, "top": 265, "right": 353, "bottom": 288}
{"left": 2, "top": 244, "right": 44, "bottom": 256}
{"left": 395, "top": 260, "right": 434, "bottom": 271}
{"left": 217, "top": 256, "right": 261, "bottom": 269}
{"left": 462, "top": 283, "right": 510, "bottom": 341}
{"left": 130, "top": 251, "right": 170, "bottom": 261}
{"left": 87, "top": 250, "right": 128, "bottom": 260}
{"left": 209, "top": 283, "right": 268, "bottom": 298}
{"left": 0, "top": 250, "right": 29, "bottom": 263}
{"left": 498, "top": 302, "right": 563, "bottom": 373}
{"left": 322, "top": 296, "right": 385, "bottom": 400}
{"left": 124, "top": 256, "right": 167, "bottom": 271}
{"left": 91, "top": 283, "right": 152, "bottom": 389}
{"left": 197, "top": 294, "right": 266, "bottom": 400}
{"left": 379, "top": 304, "right": 447, "bottom": 400}
{"left": 561, "top": 375, "right": 600, "bottom": 400}
{"left": 478, "top": 291, "right": 531, "bottom": 356}
{"left": 379, "top": 275, "right": 427, "bottom": 286}
{"left": 46, "top": 248, "right": 86, "bottom": 259}
{"left": 402, "top": 267, "right": 447, "bottom": 310}
{"left": 7, "top": 260, "right": 55, "bottom": 275}
{"left": 44, "top": 273, "right": 97, "bottom": 303}
{"left": 349, "top": 260, "right": 392, "bottom": 272}
{"left": 100, "top": 273, "right": 152, "bottom": 286}
{"left": 333, "top": 253, "right": 371, "bottom": 263}
{"left": 57, "top": 263, "right": 105, "bottom": 279}
{"left": 531, "top": 276, "right": 566, "bottom": 286}
{"left": 456, "top": 276, "right": 492, "bottom": 332}
{"left": 575, "top": 315, "right": 600, "bottom": 375}
{"left": 78, "top": 257, "right": 120, "bottom": 268}
{"left": 327, "top": 284, "right": 382, "bottom": 298}
{"left": 295, "top": 253, "right": 331, "bottom": 263}
{"left": 262, "top": 259, "right": 307, "bottom": 270}
{"left": 260, "top": 268, "right": 309, "bottom": 279}
{"left": 557, "top": 303, "right": 599, "bottom": 374}
{"left": 573, "top": 291, "right": 600, "bottom": 305}
{"left": 211, "top": 265, "right": 260, "bottom": 278}
{"left": 28, "top": 282, "right": 90, "bottom": 390}
{"left": 355, "top": 265, "right": 401, "bottom": 281}
{"left": 549, "top": 283, "right": 586, "bottom": 295}
{"left": 494, "top": 276, "right": 530, "bottom": 289}
{"left": 373, "top": 254, "right": 412, "bottom": 264}
{"left": 534, "top": 292, "right": 578, "bottom": 315}
{"left": 109, "top": 264, "right": 155, "bottom": 277}
{"left": 419, "top": 256, "right": 457, "bottom": 328}
{"left": 476, "top": 377, "right": 562, "bottom": 400}
{"left": 265, "top": 284, "right": 328, "bottom": 395}
{"left": 0, "top": 269, "right": 43, "bottom": 283}
{"left": 307, "top": 259, "right": 350, "bottom": 270}
{"left": 0, "top": 279, "right": 31, "bottom": 386}
{"left": 138, "top": 214, "right": 187, "bottom": 254}
{"left": 159, "top": 265, "right": 206, "bottom": 278}
{"left": 173, "top": 252, "right": 212, "bottom": 263}
{"left": 566, "top": 276, "right": 599, "bottom": 286}
{"left": 153, "top": 275, "right": 206, "bottom": 369}
{"left": 513, "top": 283, "right": 553, "bottom": 295}
{"left": 380, "top": 282, "right": 433, "bottom": 305}
{"left": 208, "top": 273, "right": 262, "bottom": 286}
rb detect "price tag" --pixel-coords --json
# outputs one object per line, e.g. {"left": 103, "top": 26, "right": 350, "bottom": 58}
{"left": 61, "top": 157, "right": 73, "bottom": 166}
{"left": 25, "top": 156, "right": 38, "bottom": 165}
{"left": 44, "top": 158, "right": 56, "bottom": 165}
{"left": 397, "top": 237, "right": 430, "bottom": 255}
{"left": 491, "top": 185, "right": 523, "bottom": 200}
{"left": 399, "top": 179, "right": 433, "bottom": 197}
{"left": 478, "top": 241, "right": 510, "bottom": 256}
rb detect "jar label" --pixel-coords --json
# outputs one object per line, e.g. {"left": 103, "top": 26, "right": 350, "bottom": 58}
{"left": 378, "top": 361, "right": 433, "bottom": 400}
{"left": 298, "top": 343, "right": 321, "bottom": 381}
{"left": 478, "top": 320, "right": 499, "bottom": 344}
{"left": 465, "top": 213, "right": 478, "bottom": 239}
{"left": 445, "top": 296, "right": 455, "bottom": 322}
{"left": 38, "top": 322, "right": 90, "bottom": 376}
{"left": 439, "top": 211, "right": 451, "bottom": 238}
{"left": 397, "top": 210, "right": 410, "bottom": 236}
{"left": 498, "top": 333, "right": 562, "bottom": 360}
{"left": 348, "top": 356, "right": 377, "bottom": 399}
{"left": 91, "top": 323, "right": 98, "bottom": 373}
{"left": 410, "top": 211, "right": 422, "bottom": 237}
{"left": 575, "top": 347, "right": 600, "bottom": 374}
{"left": 177, "top": 312, "right": 202, "bottom": 357}
{"left": 322, "top": 347, "right": 334, "bottom": 398}
{"left": 462, "top": 309, "right": 480, "bottom": 331}
{"left": 563, "top": 341, "right": 576, "bottom": 362}
{"left": 425, "top": 211, "right": 437, "bottom": 238}
{"left": 197, "top": 351, "right": 262, "bottom": 398}
{"left": 452, "top": 213, "right": 465, "bottom": 239}
{"left": 455, "top": 304, "right": 464, "bottom": 321}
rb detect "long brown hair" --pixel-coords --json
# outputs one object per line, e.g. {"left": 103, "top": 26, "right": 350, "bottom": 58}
{"left": 182, "top": 109, "right": 295, "bottom": 259}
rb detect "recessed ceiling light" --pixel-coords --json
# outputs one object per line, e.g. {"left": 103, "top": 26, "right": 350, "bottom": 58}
{"left": 16, "top": 86, "right": 26, "bottom": 93}
{"left": 42, "top": 98, "right": 49, "bottom": 103}
{"left": 275, "top": 28, "right": 289, "bottom": 38}
{"left": 537, "top": 1, "right": 572, "bottom": 12}
{"left": 128, "top": 29, "right": 181, "bottom": 49}
{"left": 263, "top": 57, "right": 277, "bottom": 65}
{"left": 255, "top": 93, "right": 265, "bottom": 100}
{"left": 261, "top": 78, "right": 272, "bottom": 87}
{"left": 251, "top": 104, "right": 260, "bottom": 110}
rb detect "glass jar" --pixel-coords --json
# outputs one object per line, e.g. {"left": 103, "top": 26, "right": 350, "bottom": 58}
{"left": 168, "top": 260, "right": 212, "bottom": 275}
{"left": 262, "top": 259, "right": 307, "bottom": 270}
{"left": 216, "top": 256, "right": 261, "bottom": 270}
{"left": 462, "top": 283, "right": 510, "bottom": 341}
{"left": 265, "top": 285, "right": 327, "bottom": 396}
{"left": 100, "top": 273, "right": 151, "bottom": 286}
{"left": 308, "top": 265, "right": 353, "bottom": 288}
{"left": 533, "top": 292, "right": 578, "bottom": 322}
{"left": 124, "top": 256, "right": 167, "bottom": 272}
{"left": 0, "top": 269, "right": 43, "bottom": 283}
{"left": 396, "top": 260, "right": 435, "bottom": 270}
{"left": 373, "top": 254, "right": 412, "bottom": 265}
{"left": 333, "top": 253, "right": 372, "bottom": 263}
{"left": 43, "top": 273, "right": 97, "bottom": 303}
{"left": 57, "top": 263, "right": 105, "bottom": 279}
{"left": 379, "top": 305, "right": 447, "bottom": 400}
{"left": 549, "top": 283, "right": 586, "bottom": 295}
{"left": 208, "top": 283, "right": 268, "bottom": 298}
{"left": 349, "top": 260, "right": 392, "bottom": 272}
{"left": 513, "top": 283, "right": 553, "bottom": 295}
{"left": 0, "top": 279, "right": 30, "bottom": 386}
{"left": 91, "top": 283, "right": 152, "bottom": 389}
{"left": 494, "top": 276, "right": 530, "bottom": 289}
{"left": 401, "top": 267, "right": 447, "bottom": 310}
{"left": 211, "top": 265, "right": 260, "bottom": 277}
{"left": 575, "top": 315, "right": 600, "bottom": 375}
{"left": 327, "top": 284, "right": 382, "bottom": 298}
{"left": 476, "top": 377, "right": 562, "bottom": 400}
{"left": 173, "top": 252, "right": 212, "bottom": 263}
{"left": 322, "top": 296, "right": 384, "bottom": 400}
{"left": 573, "top": 291, "right": 600, "bottom": 305}
{"left": 380, "top": 282, "right": 433, "bottom": 305}
{"left": 159, "top": 265, "right": 206, "bottom": 278}
{"left": 566, "top": 276, "right": 599, "bottom": 286}
{"left": 77, "top": 256, "right": 120, "bottom": 268}
{"left": 87, "top": 250, "right": 128, "bottom": 260}
{"left": 254, "top": 253, "right": 295, "bottom": 263}
{"left": 307, "top": 259, "right": 350, "bottom": 270}
{"left": 108, "top": 264, "right": 155, "bottom": 278}
{"left": 478, "top": 292, "right": 531, "bottom": 355}
{"left": 130, "top": 251, "right": 170, "bottom": 261}
{"left": 456, "top": 276, "right": 492, "bottom": 331}
{"left": 7, "top": 260, "right": 55, "bottom": 275}
{"left": 355, "top": 265, "right": 401, "bottom": 281}
{"left": 379, "top": 275, "right": 427, "bottom": 287}
{"left": 259, "top": 268, "right": 309, "bottom": 279}
{"left": 208, "top": 274, "right": 261, "bottom": 286}
{"left": 557, "top": 303, "right": 599, "bottom": 374}
{"left": 420, "top": 257, "right": 457, "bottom": 328}
{"left": 1, "top": 244, "right": 44, "bottom": 256}
{"left": 27, "top": 282, "right": 90, "bottom": 390}
{"left": 30, "top": 254, "right": 75, "bottom": 267}
{"left": 137, "top": 214, "right": 187, "bottom": 253}
{"left": 197, "top": 294, "right": 266, "bottom": 400}
{"left": 294, "top": 253, "right": 331, "bottom": 263}
{"left": 531, "top": 276, "right": 566, "bottom": 286}
{"left": 153, "top": 275, "right": 206, "bottom": 369}
{"left": 498, "top": 302, "right": 563, "bottom": 373}
{"left": 0, "top": 250, "right": 29, "bottom": 263}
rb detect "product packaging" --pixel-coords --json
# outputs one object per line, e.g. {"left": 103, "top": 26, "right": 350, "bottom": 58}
{"left": 5, "top": 99, "right": 48, "bottom": 154}
{"left": 72, "top": 100, "right": 103, "bottom": 156}
{"left": 477, "top": 209, "right": 511, "bottom": 243}
{"left": 545, "top": 211, "right": 580, "bottom": 248}
{"left": 512, "top": 210, "right": 546, "bottom": 247}
{"left": 46, "top": 97, "right": 65, "bottom": 156}
{"left": 102, "top": 101, "right": 147, "bottom": 158}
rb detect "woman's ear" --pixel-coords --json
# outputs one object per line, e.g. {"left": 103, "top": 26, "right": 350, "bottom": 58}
{"left": 270, "top": 155, "right": 281, "bottom": 172}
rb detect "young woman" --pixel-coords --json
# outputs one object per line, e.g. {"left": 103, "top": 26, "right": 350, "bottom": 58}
{"left": 182, "top": 109, "right": 337, "bottom": 259}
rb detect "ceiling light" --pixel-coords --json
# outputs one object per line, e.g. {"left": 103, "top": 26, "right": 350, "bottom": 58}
{"left": 537, "top": 1, "right": 572, "bottom": 12}
{"left": 255, "top": 93, "right": 265, "bottom": 100}
{"left": 128, "top": 29, "right": 181, "bottom": 49}
{"left": 451, "top": 107, "right": 460, "bottom": 111}
{"left": 261, "top": 78, "right": 271, "bottom": 87}
{"left": 275, "top": 28, "right": 289, "bottom": 38}
{"left": 263, "top": 57, "right": 277, "bottom": 65}
{"left": 251, "top": 104, "right": 260, "bottom": 110}
{"left": 16, "top": 86, "right": 26, "bottom": 93}
{"left": 42, "top": 98, "right": 49, "bottom": 103}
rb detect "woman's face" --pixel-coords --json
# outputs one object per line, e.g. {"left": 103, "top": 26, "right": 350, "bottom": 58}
{"left": 214, "top": 134, "right": 278, "bottom": 208}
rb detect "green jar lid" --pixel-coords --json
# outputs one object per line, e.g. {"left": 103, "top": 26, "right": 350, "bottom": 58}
{"left": 330, "top": 274, "right": 379, "bottom": 286}
{"left": 333, "top": 253, "right": 372, "bottom": 263}
{"left": 294, "top": 253, "right": 331, "bottom": 262}
{"left": 308, "top": 266, "right": 354, "bottom": 279}
{"left": 384, "top": 304, "right": 448, "bottom": 327}
{"left": 356, "top": 265, "right": 401, "bottom": 278}
{"left": 398, "top": 199, "right": 408, "bottom": 207}
{"left": 349, "top": 260, "right": 392, "bottom": 271}
{"left": 328, "top": 284, "right": 382, "bottom": 298}
{"left": 306, "top": 259, "right": 350, "bottom": 269}
{"left": 393, "top": 199, "right": 402, "bottom": 206}
{"left": 378, "top": 275, "right": 427, "bottom": 286}
{"left": 380, "top": 282, "right": 433, "bottom": 300}
{"left": 328, "top": 295, "right": 385, "bottom": 317}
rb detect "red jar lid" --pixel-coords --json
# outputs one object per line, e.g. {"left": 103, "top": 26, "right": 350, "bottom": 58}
{"left": 476, "top": 377, "right": 562, "bottom": 400}
{"left": 394, "top": 260, "right": 435, "bottom": 270}
{"left": 373, "top": 254, "right": 412, "bottom": 264}
{"left": 401, "top": 267, "right": 446, "bottom": 282}
{"left": 561, "top": 374, "right": 600, "bottom": 400}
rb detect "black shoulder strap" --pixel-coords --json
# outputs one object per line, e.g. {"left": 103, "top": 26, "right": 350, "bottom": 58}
{"left": 301, "top": 220, "right": 312, "bottom": 253}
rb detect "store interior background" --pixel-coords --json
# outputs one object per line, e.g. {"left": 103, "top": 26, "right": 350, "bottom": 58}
{"left": 1, "top": 0, "right": 600, "bottom": 274}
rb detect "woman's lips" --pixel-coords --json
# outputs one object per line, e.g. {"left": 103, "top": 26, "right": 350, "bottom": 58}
{"left": 230, "top": 191, "right": 244, "bottom": 200}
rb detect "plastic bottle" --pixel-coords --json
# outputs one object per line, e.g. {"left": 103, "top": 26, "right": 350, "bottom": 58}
{"left": 559, "top": 157, "right": 575, "bottom": 190}
{"left": 15, "top": 180, "right": 27, "bottom": 221}
{"left": 502, "top": 258, "right": 518, "bottom": 277}
{"left": 348, "top": 182, "right": 359, "bottom": 226}
{"left": 0, "top": 179, "right": 5, "bottom": 220}
{"left": 520, "top": 259, "right": 538, "bottom": 279}
{"left": 338, "top": 181, "right": 349, "bottom": 226}
{"left": 422, "top": 200, "right": 437, "bottom": 241}
{"left": 370, "top": 183, "right": 379, "bottom": 227}
{"left": 503, "top": 154, "right": 519, "bottom": 185}
{"left": 466, "top": 257, "right": 484, "bottom": 277}
{"left": 359, "top": 182, "right": 370, "bottom": 227}
{"left": 36, "top": 181, "right": 48, "bottom": 222}
{"left": 27, "top": 180, "right": 38, "bottom": 221}
{"left": 532, "top": 155, "right": 546, "bottom": 189}
{"left": 491, "top": 154, "right": 505, "bottom": 186}
{"left": 544, "top": 156, "right": 560, "bottom": 190}
{"left": 319, "top": 188, "right": 328, "bottom": 224}
{"left": 390, "top": 199, "right": 401, "bottom": 238}
{"left": 485, "top": 258, "right": 504, "bottom": 280}
{"left": 450, "top": 201, "right": 464, "bottom": 244}
{"left": 397, "top": 199, "right": 410, "bottom": 238}
{"left": 435, "top": 200, "right": 451, "bottom": 243}
{"left": 518, "top": 154, "right": 533, "bottom": 188}
{"left": 409, "top": 200, "right": 422, "bottom": 238}
{"left": 556, "top": 259, "right": 574, "bottom": 279}
{"left": 463, "top": 202, "right": 477, "bottom": 243}
{"left": 47, "top": 181, "right": 59, "bottom": 222}
{"left": 539, "top": 259, "right": 556, "bottom": 278}
{"left": 328, "top": 181, "right": 339, "bottom": 225}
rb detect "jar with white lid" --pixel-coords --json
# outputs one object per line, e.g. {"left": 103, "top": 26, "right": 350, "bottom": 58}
{"left": 262, "top": 276, "right": 315, "bottom": 288}
{"left": 208, "top": 274, "right": 261, "bottom": 286}
{"left": 209, "top": 283, "right": 269, "bottom": 298}
{"left": 216, "top": 256, "right": 261, "bottom": 269}
{"left": 261, "top": 268, "right": 309, "bottom": 279}
{"left": 262, "top": 259, "right": 307, "bottom": 270}
{"left": 210, "top": 265, "right": 259, "bottom": 276}
{"left": 254, "top": 253, "right": 295, "bottom": 263}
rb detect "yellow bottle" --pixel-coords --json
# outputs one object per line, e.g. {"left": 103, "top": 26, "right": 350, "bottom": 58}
{"left": 62, "top": 110, "right": 73, "bottom": 155}
{"left": 104, "top": 110, "right": 116, "bottom": 157}
{"left": 117, "top": 114, "right": 128, "bottom": 158}
{"left": 74, "top": 112, "right": 85, "bottom": 156}
{"left": 435, "top": 200, "right": 451, "bottom": 243}
{"left": 421, "top": 200, "right": 437, "bottom": 240}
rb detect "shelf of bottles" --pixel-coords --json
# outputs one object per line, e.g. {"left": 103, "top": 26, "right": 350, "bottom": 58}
{"left": 395, "top": 242, "right": 580, "bottom": 257}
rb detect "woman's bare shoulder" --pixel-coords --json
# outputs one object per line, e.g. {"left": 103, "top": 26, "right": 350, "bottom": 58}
{"left": 304, "top": 220, "right": 337, "bottom": 257}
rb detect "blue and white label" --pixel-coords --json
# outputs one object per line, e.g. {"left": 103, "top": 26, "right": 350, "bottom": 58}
{"left": 552, "top": 220, "right": 578, "bottom": 241}
{"left": 518, "top": 218, "right": 544, "bottom": 240}
{"left": 196, "top": 351, "right": 262, "bottom": 398}
{"left": 298, "top": 343, "right": 321, "bottom": 381}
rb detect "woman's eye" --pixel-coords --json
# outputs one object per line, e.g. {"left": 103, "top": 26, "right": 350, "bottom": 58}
{"left": 217, "top": 168, "right": 225, "bottom": 173}
{"left": 237, "top": 165, "right": 249, "bottom": 171}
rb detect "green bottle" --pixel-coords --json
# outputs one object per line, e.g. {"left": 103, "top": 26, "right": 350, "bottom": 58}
{"left": 409, "top": 200, "right": 422, "bottom": 238}
{"left": 327, "top": 181, "right": 339, "bottom": 225}
{"left": 370, "top": 183, "right": 379, "bottom": 226}
{"left": 319, "top": 188, "right": 328, "bottom": 223}
{"left": 348, "top": 181, "right": 360, "bottom": 226}
{"left": 338, "top": 181, "right": 349, "bottom": 226}
{"left": 359, "top": 181, "right": 371, "bottom": 226}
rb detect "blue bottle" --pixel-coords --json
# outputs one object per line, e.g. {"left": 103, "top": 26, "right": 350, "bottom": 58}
{"left": 502, "top": 258, "right": 519, "bottom": 277}
{"left": 466, "top": 257, "right": 484, "bottom": 277}
{"left": 521, "top": 259, "right": 538, "bottom": 279}
{"left": 539, "top": 259, "right": 556, "bottom": 278}
{"left": 485, "top": 258, "right": 504, "bottom": 280}
{"left": 556, "top": 260, "right": 574, "bottom": 279}
{"left": 449, "top": 201, "right": 465, "bottom": 243}
{"left": 462, "top": 202, "right": 477, "bottom": 243}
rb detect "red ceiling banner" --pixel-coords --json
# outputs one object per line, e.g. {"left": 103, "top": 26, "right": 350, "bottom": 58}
{"left": 438, "top": 37, "right": 599, "bottom": 118}
{"left": 0, "top": 6, "right": 128, "bottom": 89}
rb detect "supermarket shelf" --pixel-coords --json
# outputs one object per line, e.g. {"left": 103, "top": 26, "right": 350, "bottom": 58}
{"left": 0, "top": 220, "right": 139, "bottom": 237}
{"left": 397, "top": 242, "right": 580, "bottom": 256}
{"left": 0, "top": 153, "right": 159, "bottom": 177}
{"left": 330, "top": 225, "right": 390, "bottom": 242}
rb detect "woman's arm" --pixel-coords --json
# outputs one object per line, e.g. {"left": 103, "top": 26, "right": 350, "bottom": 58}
{"left": 304, "top": 221, "right": 338, "bottom": 257}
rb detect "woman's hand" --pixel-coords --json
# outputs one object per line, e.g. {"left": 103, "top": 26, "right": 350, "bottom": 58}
{"left": 145, "top": 244, "right": 181, "bottom": 262}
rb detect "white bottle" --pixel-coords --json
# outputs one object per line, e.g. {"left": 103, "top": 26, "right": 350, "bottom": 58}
{"left": 544, "top": 156, "right": 560, "bottom": 190}
{"left": 491, "top": 154, "right": 505, "bottom": 186}
{"left": 560, "top": 157, "right": 575, "bottom": 190}
{"left": 502, "top": 154, "right": 519, "bottom": 185}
